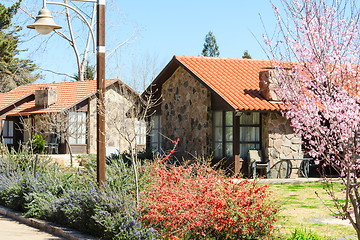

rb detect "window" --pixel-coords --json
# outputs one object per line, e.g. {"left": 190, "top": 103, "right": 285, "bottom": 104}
{"left": 68, "top": 112, "right": 87, "bottom": 144}
{"left": 239, "top": 112, "right": 261, "bottom": 159}
{"left": 150, "top": 115, "right": 161, "bottom": 153}
{"left": 2, "top": 120, "right": 14, "bottom": 145}
{"left": 213, "top": 111, "right": 233, "bottom": 158}
{"left": 135, "top": 120, "right": 146, "bottom": 146}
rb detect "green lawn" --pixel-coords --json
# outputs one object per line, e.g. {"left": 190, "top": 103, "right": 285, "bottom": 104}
{"left": 268, "top": 181, "right": 356, "bottom": 239}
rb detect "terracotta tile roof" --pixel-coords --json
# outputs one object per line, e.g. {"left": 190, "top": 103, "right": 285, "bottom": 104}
{"left": 0, "top": 92, "right": 33, "bottom": 112}
{"left": 174, "top": 56, "right": 280, "bottom": 111}
{"left": 1, "top": 79, "right": 118, "bottom": 116}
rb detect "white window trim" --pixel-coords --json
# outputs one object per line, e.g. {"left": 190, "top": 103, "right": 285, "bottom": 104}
{"left": 68, "top": 112, "right": 87, "bottom": 145}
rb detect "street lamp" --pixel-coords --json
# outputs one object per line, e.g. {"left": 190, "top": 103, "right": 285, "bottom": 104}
{"left": 27, "top": 0, "right": 106, "bottom": 186}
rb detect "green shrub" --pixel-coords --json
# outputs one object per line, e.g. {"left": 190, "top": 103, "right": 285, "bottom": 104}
{"left": 287, "top": 228, "right": 324, "bottom": 240}
{"left": 32, "top": 134, "right": 45, "bottom": 154}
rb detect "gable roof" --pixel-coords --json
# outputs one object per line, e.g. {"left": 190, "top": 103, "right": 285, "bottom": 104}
{"left": 1, "top": 79, "right": 119, "bottom": 117}
{"left": 150, "top": 55, "right": 280, "bottom": 111}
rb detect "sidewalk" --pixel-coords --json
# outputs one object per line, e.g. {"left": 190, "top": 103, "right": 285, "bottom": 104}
{"left": 232, "top": 177, "right": 326, "bottom": 184}
{"left": 0, "top": 214, "right": 65, "bottom": 240}
{"left": 0, "top": 206, "right": 97, "bottom": 240}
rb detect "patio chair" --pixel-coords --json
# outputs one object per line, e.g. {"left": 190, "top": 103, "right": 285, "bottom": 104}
{"left": 248, "top": 150, "right": 270, "bottom": 179}
{"left": 46, "top": 134, "right": 60, "bottom": 154}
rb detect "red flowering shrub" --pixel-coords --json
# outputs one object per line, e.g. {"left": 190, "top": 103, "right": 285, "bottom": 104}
{"left": 139, "top": 157, "right": 278, "bottom": 239}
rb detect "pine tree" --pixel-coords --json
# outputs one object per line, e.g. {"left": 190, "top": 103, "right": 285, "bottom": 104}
{"left": 242, "top": 50, "right": 252, "bottom": 59}
{"left": 74, "top": 61, "right": 95, "bottom": 80}
{"left": 0, "top": 1, "right": 38, "bottom": 92}
{"left": 201, "top": 31, "right": 220, "bottom": 57}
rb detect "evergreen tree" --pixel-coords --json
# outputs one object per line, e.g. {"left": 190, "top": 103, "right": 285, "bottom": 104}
{"left": 74, "top": 61, "right": 95, "bottom": 80}
{"left": 242, "top": 50, "right": 252, "bottom": 59}
{"left": 0, "top": 1, "right": 38, "bottom": 92}
{"left": 201, "top": 31, "right": 220, "bottom": 57}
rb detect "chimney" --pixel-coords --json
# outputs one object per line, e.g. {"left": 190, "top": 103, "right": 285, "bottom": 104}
{"left": 35, "top": 87, "right": 57, "bottom": 107}
{"left": 259, "top": 70, "right": 280, "bottom": 102}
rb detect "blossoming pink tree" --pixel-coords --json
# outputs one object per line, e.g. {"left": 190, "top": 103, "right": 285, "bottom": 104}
{"left": 266, "top": 0, "right": 360, "bottom": 237}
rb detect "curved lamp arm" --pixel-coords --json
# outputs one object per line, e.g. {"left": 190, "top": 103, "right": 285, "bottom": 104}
{"left": 47, "top": 1, "right": 96, "bottom": 53}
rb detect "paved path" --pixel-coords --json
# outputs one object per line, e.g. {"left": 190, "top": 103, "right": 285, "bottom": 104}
{"left": 0, "top": 214, "right": 65, "bottom": 240}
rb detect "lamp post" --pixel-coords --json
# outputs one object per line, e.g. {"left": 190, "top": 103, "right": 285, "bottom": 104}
{"left": 27, "top": 0, "right": 106, "bottom": 186}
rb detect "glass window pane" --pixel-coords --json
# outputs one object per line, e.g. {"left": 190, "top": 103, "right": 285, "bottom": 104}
{"left": 154, "top": 117, "right": 159, "bottom": 129}
{"left": 69, "top": 136, "right": 76, "bottom": 145}
{"left": 151, "top": 143, "right": 157, "bottom": 150}
{"left": 225, "top": 143, "right": 233, "bottom": 157}
{"left": 240, "top": 144, "right": 260, "bottom": 159}
{"left": 225, "top": 127, "right": 233, "bottom": 141}
{"left": 151, "top": 134, "right": 158, "bottom": 143}
{"left": 3, "top": 120, "right": 14, "bottom": 138}
{"left": 2, "top": 120, "right": 7, "bottom": 136}
{"left": 79, "top": 134, "right": 86, "bottom": 144}
{"left": 68, "top": 112, "right": 87, "bottom": 144}
{"left": 214, "top": 127, "right": 223, "bottom": 142}
{"left": 214, "top": 142, "right": 223, "bottom": 158}
{"left": 8, "top": 121, "right": 13, "bottom": 137}
{"left": 240, "top": 112, "right": 260, "bottom": 125}
{"left": 4, "top": 138, "right": 13, "bottom": 145}
{"left": 240, "top": 127, "right": 260, "bottom": 142}
{"left": 213, "top": 111, "right": 222, "bottom": 126}
{"left": 152, "top": 115, "right": 160, "bottom": 129}
{"left": 225, "top": 111, "right": 233, "bottom": 126}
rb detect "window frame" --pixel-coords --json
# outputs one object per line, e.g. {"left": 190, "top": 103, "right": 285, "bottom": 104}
{"left": 239, "top": 112, "right": 262, "bottom": 159}
{"left": 213, "top": 111, "right": 233, "bottom": 158}
{"left": 150, "top": 115, "right": 162, "bottom": 153}
{"left": 135, "top": 120, "right": 146, "bottom": 146}
{"left": 68, "top": 112, "right": 87, "bottom": 145}
{"left": 2, "top": 119, "right": 14, "bottom": 145}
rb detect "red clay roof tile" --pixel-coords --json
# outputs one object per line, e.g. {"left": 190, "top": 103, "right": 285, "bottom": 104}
{"left": 1, "top": 79, "right": 117, "bottom": 116}
{"left": 175, "top": 56, "right": 279, "bottom": 111}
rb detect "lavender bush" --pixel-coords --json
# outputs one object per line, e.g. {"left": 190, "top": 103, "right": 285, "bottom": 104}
{"left": 0, "top": 145, "right": 155, "bottom": 239}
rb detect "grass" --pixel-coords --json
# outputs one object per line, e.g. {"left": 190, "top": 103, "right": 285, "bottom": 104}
{"left": 268, "top": 181, "right": 356, "bottom": 239}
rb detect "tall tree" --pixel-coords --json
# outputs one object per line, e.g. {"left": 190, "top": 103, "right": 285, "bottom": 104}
{"left": 266, "top": 0, "right": 360, "bottom": 237}
{"left": 201, "top": 31, "right": 220, "bottom": 57}
{"left": 74, "top": 61, "right": 95, "bottom": 81}
{"left": 242, "top": 50, "right": 252, "bottom": 59}
{"left": 0, "top": 1, "right": 38, "bottom": 92}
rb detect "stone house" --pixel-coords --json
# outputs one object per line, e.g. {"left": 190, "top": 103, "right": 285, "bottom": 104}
{"left": 0, "top": 79, "right": 146, "bottom": 155}
{"left": 146, "top": 55, "right": 303, "bottom": 177}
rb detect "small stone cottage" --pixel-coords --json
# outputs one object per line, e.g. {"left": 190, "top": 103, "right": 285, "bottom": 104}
{"left": 145, "top": 55, "right": 303, "bottom": 177}
{"left": 0, "top": 79, "right": 146, "bottom": 156}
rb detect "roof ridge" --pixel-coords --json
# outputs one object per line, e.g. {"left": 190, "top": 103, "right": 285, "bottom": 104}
{"left": 9, "top": 78, "right": 119, "bottom": 92}
{"left": 174, "top": 55, "right": 270, "bottom": 61}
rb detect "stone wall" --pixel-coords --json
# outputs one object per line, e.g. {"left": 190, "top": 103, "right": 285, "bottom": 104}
{"left": 262, "top": 111, "right": 303, "bottom": 178}
{"left": 88, "top": 84, "right": 145, "bottom": 155}
{"left": 161, "top": 67, "right": 212, "bottom": 158}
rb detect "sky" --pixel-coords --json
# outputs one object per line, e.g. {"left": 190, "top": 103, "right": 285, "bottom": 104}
{"left": 11, "top": 0, "right": 280, "bottom": 88}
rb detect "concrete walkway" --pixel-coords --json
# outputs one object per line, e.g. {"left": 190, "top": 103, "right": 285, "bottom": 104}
{"left": 0, "top": 206, "right": 97, "bottom": 240}
{"left": 232, "top": 177, "right": 326, "bottom": 184}
{"left": 0, "top": 214, "right": 65, "bottom": 240}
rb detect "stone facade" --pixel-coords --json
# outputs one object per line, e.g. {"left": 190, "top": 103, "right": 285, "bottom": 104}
{"left": 88, "top": 84, "right": 145, "bottom": 155}
{"left": 262, "top": 111, "right": 303, "bottom": 177}
{"left": 35, "top": 88, "right": 57, "bottom": 107}
{"left": 161, "top": 67, "right": 212, "bottom": 158}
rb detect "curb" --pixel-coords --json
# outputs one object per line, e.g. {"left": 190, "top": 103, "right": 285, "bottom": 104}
{"left": 0, "top": 206, "right": 98, "bottom": 240}
{"left": 232, "top": 177, "right": 340, "bottom": 185}
{"left": 258, "top": 177, "right": 323, "bottom": 184}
